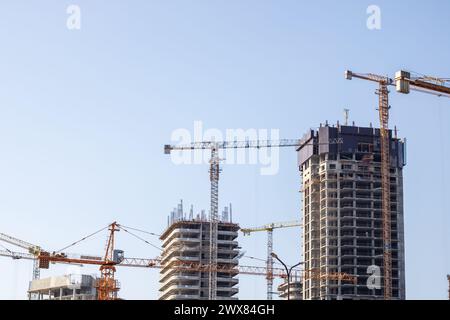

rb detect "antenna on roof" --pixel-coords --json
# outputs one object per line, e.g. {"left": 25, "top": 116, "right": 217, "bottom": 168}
{"left": 189, "top": 205, "right": 194, "bottom": 220}
{"left": 344, "top": 108, "right": 350, "bottom": 126}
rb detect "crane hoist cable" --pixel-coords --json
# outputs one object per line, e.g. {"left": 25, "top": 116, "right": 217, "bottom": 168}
{"left": 117, "top": 225, "right": 163, "bottom": 252}
{"left": 54, "top": 223, "right": 163, "bottom": 256}
{"left": 55, "top": 224, "right": 110, "bottom": 253}
{"left": 116, "top": 224, "right": 161, "bottom": 237}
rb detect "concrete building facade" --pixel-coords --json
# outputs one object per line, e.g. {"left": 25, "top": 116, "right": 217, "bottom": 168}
{"left": 159, "top": 203, "right": 240, "bottom": 300}
{"left": 278, "top": 280, "right": 302, "bottom": 300}
{"left": 298, "top": 123, "right": 406, "bottom": 300}
{"left": 28, "top": 274, "right": 97, "bottom": 300}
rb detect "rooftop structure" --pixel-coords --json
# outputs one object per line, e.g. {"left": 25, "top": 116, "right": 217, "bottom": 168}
{"left": 28, "top": 274, "right": 98, "bottom": 300}
{"left": 159, "top": 201, "right": 240, "bottom": 300}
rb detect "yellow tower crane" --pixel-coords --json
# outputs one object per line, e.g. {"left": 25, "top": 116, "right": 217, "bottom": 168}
{"left": 346, "top": 69, "right": 450, "bottom": 300}
{"left": 241, "top": 220, "right": 302, "bottom": 300}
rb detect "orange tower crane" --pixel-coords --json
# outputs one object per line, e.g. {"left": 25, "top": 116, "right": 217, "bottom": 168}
{"left": 38, "top": 222, "right": 123, "bottom": 300}
{"left": 345, "top": 69, "right": 450, "bottom": 299}
{"left": 36, "top": 253, "right": 356, "bottom": 285}
{"left": 97, "top": 222, "right": 121, "bottom": 300}
{"left": 2, "top": 223, "right": 357, "bottom": 299}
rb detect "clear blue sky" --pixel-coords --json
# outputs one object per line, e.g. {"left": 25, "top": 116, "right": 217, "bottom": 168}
{"left": 0, "top": 0, "right": 449, "bottom": 299}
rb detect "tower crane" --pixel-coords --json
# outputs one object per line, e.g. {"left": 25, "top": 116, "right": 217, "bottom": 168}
{"left": 345, "top": 69, "right": 450, "bottom": 300}
{"left": 98, "top": 222, "right": 120, "bottom": 300}
{"left": 241, "top": 220, "right": 302, "bottom": 300}
{"left": 0, "top": 232, "right": 101, "bottom": 300}
{"left": 36, "top": 251, "right": 357, "bottom": 288}
{"left": 0, "top": 232, "right": 42, "bottom": 280}
{"left": 2, "top": 221, "right": 356, "bottom": 299}
{"left": 37, "top": 253, "right": 356, "bottom": 285}
{"left": 164, "top": 138, "right": 343, "bottom": 300}
{"left": 38, "top": 222, "right": 122, "bottom": 300}
{"left": 38, "top": 253, "right": 356, "bottom": 287}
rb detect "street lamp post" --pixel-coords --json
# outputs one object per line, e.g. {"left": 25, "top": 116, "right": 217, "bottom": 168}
{"left": 271, "top": 252, "right": 303, "bottom": 300}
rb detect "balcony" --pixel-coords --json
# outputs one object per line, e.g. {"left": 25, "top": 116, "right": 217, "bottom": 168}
{"left": 217, "top": 287, "right": 239, "bottom": 296}
{"left": 162, "top": 236, "right": 200, "bottom": 249}
{"left": 159, "top": 277, "right": 200, "bottom": 291}
{"left": 159, "top": 293, "right": 201, "bottom": 300}
{"left": 159, "top": 274, "right": 200, "bottom": 285}
{"left": 162, "top": 228, "right": 200, "bottom": 244}
{"left": 159, "top": 284, "right": 201, "bottom": 300}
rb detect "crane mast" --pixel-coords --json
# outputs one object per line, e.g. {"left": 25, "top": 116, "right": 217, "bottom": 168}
{"left": 377, "top": 80, "right": 393, "bottom": 300}
{"left": 96, "top": 222, "right": 120, "bottom": 300}
{"left": 267, "top": 229, "right": 273, "bottom": 300}
{"left": 208, "top": 146, "right": 220, "bottom": 300}
{"left": 241, "top": 220, "right": 302, "bottom": 300}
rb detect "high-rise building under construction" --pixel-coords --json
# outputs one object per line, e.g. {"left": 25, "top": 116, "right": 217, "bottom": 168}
{"left": 298, "top": 123, "right": 406, "bottom": 300}
{"left": 159, "top": 201, "right": 239, "bottom": 300}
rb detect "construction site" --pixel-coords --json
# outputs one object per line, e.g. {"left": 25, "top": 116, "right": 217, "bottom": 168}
{"left": 1, "top": 70, "right": 450, "bottom": 300}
